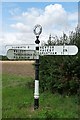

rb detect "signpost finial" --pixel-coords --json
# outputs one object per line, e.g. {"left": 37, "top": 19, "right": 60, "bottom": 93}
{"left": 33, "top": 24, "right": 42, "bottom": 36}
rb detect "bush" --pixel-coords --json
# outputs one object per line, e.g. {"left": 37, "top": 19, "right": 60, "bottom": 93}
{"left": 39, "top": 27, "right": 80, "bottom": 95}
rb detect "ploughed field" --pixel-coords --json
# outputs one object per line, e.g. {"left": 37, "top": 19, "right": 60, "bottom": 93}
{"left": 2, "top": 61, "right": 35, "bottom": 78}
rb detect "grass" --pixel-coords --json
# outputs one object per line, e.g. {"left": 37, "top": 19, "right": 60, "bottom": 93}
{"left": 2, "top": 73, "right": 79, "bottom": 119}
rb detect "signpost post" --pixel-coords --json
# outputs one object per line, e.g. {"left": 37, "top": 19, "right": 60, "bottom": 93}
{"left": 33, "top": 24, "right": 42, "bottom": 110}
{"left": 6, "top": 24, "right": 78, "bottom": 110}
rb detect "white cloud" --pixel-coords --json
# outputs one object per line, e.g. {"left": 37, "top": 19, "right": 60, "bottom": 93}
{"left": 1, "top": 32, "right": 35, "bottom": 55}
{"left": 22, "top": 8, "right": 41, "bottom": 17}
{"left": 10, "top": 23, "right": 31, "bottom": 32}
{"left": 1, "top": 3, "right": 78, "bottom": 55}
{"left": 10, "top": 4, "right": 77, "bottom": 33}
{"left": 35, "top": 4, "right": 69, "bottom": 29}
{"left": 2, "top": 32, "right": 35, "bottom": 45}
{"left": 68, "top": 12, "right": 78, "bottom": 22}
{"left": 9, "top": 7, "right": 21, "bottom": 16}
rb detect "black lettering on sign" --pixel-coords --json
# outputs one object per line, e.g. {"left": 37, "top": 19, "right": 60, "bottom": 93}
{"left": 63, "top": 49, "right": 67, "bottom": 52}
{"left": 55, "top": 52, "right": 57, "bottom": 54}
{"left": 36, "top": 47, "right": 39, "bottom": 50}
{"left": 26, "top": 53, "right": 32, "bottom": 56}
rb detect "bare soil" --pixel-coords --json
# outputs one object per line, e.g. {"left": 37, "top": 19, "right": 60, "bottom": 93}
{"left": 1, "top": 61, "right": 35, "bottom": 78}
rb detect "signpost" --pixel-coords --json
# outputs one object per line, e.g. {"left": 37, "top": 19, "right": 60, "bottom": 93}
{"left": 7, "top": 49, "right": 37, "bottom": 60}
{"left": 40, "top": 45, "right": 78, "bottom": 55}
{"left": 6, "top": 44, "right": 35, "bottom": 51}
{"left": 7, "top": 45, "right": 78, "bottom": 59}
{"left": 33, "top": 24, "right": 42, "bottom": 110}
{"left": 6, "top": 24, "right": 78, "bottom": 110}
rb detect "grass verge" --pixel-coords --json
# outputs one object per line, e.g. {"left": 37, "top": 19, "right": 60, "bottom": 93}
{"left": 2, "top": 74, "right": 79, "bottom": 119}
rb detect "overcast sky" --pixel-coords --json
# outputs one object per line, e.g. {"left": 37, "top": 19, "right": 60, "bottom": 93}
{"left": 0, "top": 2, "right": 79, "bottom": 55}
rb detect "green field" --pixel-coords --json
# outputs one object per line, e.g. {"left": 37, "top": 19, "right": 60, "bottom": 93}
{"left": 2, "top": 73, "right": 79, "bottom": 119}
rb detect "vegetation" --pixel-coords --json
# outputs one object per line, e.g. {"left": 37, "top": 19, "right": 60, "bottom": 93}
{"left": 39, "top": 25, "right": 80, "bottom": 96}
{"left": 2, "top": 74, "right": 78, "bottom": 119}
{"left": 0, "top": 56, "right": 8, "bottom": 61}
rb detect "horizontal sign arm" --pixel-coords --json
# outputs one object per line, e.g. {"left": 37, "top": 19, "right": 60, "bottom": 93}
{"left": 6, "top": 45, "right": 78, "bottom": 60}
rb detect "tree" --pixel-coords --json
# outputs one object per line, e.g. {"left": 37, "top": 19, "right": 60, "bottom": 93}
{"left": 39, "top": 25, "right": 80, "bottom": 95}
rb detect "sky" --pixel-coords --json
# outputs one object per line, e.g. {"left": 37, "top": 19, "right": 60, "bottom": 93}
{"left": 0, "top": 2, "right": 79, "bottom": 55}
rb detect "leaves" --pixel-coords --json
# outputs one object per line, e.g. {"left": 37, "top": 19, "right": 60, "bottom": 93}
{"left": 40, "top": 26, "right": 80, "bottom": 95}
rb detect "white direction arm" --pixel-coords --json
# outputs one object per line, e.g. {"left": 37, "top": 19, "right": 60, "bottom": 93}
{"left": 39, "top": 45, "right": 78, "bottom": 56}
{"left": 6, "top": 45, "right": 78, "bottom": 60}
{"left": 7, "top": 49, "right": 37, "bottom": 60}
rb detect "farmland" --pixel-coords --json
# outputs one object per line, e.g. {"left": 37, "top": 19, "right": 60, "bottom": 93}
{"left": 1, "top": 61, "right": 79, "bottom": 119}
{"left": 2, "top": 61, "right": 35, "bottom": 78}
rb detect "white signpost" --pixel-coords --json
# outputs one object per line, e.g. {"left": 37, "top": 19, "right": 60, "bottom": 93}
{"left": 6, "top": 44, "right": 35, "bottom": 51}
{"left": 6, "top": 45, "right": 78, "bottom": 60}
{"left": 39, "top": 45, "right": 78, "bottom": 55}
{"left": 6, "top": 24, "right": 78, "bottom": 110}
{"left": 7, "top": 49, "right": 37, "bottom": 60}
